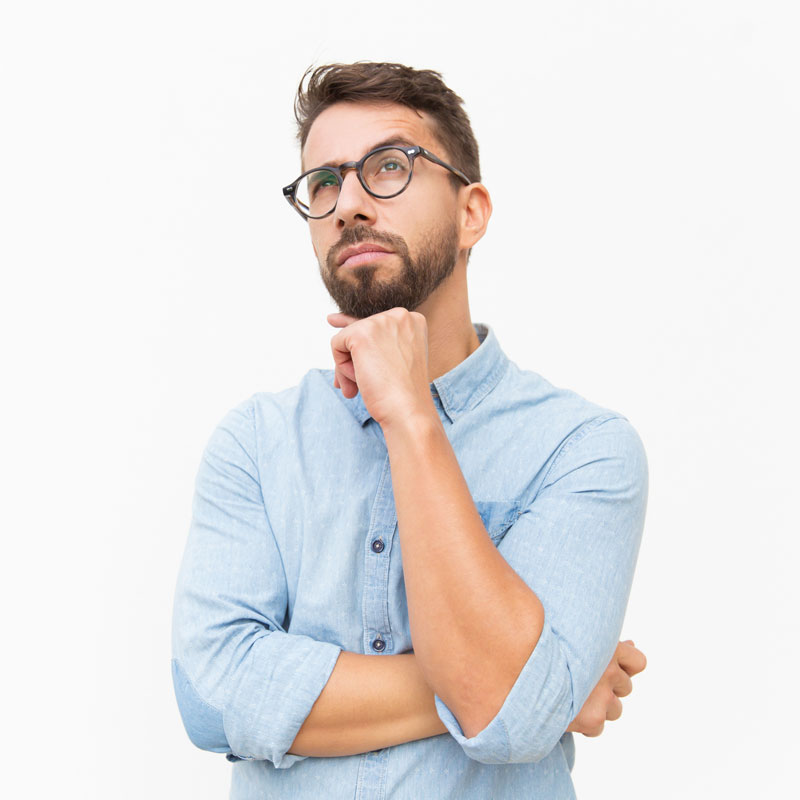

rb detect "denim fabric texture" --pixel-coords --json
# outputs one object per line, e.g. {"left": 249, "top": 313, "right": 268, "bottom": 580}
{"left": 171, "top": 322, "right": 648, "bottom": 799}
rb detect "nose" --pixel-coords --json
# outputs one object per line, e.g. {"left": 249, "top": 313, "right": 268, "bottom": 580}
{"left": 334, "top": 168, "right": 377, "bottom": 230}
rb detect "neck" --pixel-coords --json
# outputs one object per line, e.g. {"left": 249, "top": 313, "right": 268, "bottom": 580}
{"left": 415, "top": 264, "right": 481, "bottom": 383}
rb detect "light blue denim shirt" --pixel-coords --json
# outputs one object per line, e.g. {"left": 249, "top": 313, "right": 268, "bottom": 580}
{"left": 171, "top": 322, "right": 648, "bottom": 799}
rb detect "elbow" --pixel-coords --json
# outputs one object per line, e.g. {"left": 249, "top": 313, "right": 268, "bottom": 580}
{"left": 501, "top": 675, "right": 575, "bottom": 764}
{"left": 171, "top": 658, "right": 231, "bottom": 754}
{"left": 440, "top": 622, "right": 576, "bottom": 765}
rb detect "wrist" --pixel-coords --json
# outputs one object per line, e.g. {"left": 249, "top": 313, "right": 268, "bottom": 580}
{"left": 381, "top": 404, "right": 441, "bottom": 441}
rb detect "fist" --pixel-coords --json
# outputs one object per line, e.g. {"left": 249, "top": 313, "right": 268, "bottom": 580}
{"left": 567, "top": 640, "right": 647, "bottom": 737}
{"left": 327, "top": 308, "right": 434, "bottom": 428}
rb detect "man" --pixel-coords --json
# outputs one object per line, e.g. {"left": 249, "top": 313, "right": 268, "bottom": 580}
{"left": 171, "top": 62, "right": 649, "bottom": 799}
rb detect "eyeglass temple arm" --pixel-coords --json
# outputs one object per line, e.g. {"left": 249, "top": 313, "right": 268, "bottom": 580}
{"left": 417, "top": 147, "right": 472, "bottom": 186}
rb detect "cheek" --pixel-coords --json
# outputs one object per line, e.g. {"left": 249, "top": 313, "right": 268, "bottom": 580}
{"left": 308, "top": 227, "right": 326, "bottom": 262}
{"left": 406, "top": 186, "right": 456, "bottom": 230}
{"left": 407, "top": 203, "right": 457, "bottom": 246}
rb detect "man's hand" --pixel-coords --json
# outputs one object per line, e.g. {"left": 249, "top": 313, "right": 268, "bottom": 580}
{"left": 566, "top": 640, "right": 647, "bottom": 737}
{"left": 327, "top": 308, "right": 435, "bottom": 428}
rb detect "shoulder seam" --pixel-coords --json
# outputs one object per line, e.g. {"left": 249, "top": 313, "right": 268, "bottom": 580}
{"left": 538, "top": 413, "right": 627, "bottom": 490}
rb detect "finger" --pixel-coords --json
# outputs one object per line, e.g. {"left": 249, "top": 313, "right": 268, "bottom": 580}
{"left": 618, "top": 643, "right": 647, "bottom": 676}
{"left": 337, "top": 359, "right": 357, "bottom": 383}
{"left": 333, "top": 358, "right": 357, "bottom": 393}
{"left": 329, "top": 327, "right": 359, "bottom": 397}
{"left": 613, "top": 670, "right": 633, "bottom": 698}
{"left": 327, "top": 312, "right": 359, "bottom": 328}
{"left": 606, "top": 694, "right": 623, "bottom": 722}
{"left": 330, "top": 331, "right": 357, "bottom": 382}
{"left": 584, "top": 719, "right": 605, "bottom": 738}
{"left": 337, "top": 372, "right": 359, "bottom": 398}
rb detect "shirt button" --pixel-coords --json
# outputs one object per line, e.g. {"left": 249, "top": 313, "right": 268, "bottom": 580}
{"left": 372, "top": 637, "right": 386, "bottom": 652}
{"left": 371, "top": 538, "right": 385, "bottom": 553}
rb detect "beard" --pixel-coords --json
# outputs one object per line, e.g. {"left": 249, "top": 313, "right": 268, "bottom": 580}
{"left": 319, "top": 220, "right": 460, "bottom": 319}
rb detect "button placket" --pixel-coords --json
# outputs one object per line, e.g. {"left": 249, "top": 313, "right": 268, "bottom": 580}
{"left": 362, "top": 454, "right": 396, "bottom": 656}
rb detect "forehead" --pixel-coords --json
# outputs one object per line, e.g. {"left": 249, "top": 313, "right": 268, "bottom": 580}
{"left": 301, "top": 102, "right": 444, "bottom": 170}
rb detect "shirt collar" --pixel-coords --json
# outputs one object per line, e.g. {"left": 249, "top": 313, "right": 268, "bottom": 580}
{"left": 333, "top": 322, "right": 509, "bottom": 426}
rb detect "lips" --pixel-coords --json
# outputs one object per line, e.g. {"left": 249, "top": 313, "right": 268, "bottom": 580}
{"left": 337, "top": 242, "right": 393, "bottom": 267}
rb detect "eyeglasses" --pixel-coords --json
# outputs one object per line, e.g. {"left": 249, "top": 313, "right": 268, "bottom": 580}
{"left": 282, "top": 144, "right": 472, "bottom": 220}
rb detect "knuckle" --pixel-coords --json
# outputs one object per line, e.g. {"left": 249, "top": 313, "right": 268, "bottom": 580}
{"left": 587, "top": 721, "right": 605, "bottom": 737}
{"left": 585, "top": 707, "right": 606, "bottom": 731}
{"left": 609, "top": 698, "right": 624, "bottom": 721}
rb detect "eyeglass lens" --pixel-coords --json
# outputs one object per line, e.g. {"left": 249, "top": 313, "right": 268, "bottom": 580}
{"left": 295, "top": 148, "right": 412, "bottom": 218}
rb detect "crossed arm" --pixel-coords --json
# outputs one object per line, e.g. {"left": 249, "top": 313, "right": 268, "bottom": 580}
{"left": 290, "top": 410, "right": 648, "bottom": 758}
{"left": 289, "top": 641, "right": 647, "bottom": 757}
{"left": 172, "top": 399, "right": 648, "bottom": 765}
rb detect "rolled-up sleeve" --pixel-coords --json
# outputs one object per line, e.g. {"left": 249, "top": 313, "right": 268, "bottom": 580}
{"left": 434, "top": 414, "right": 649, "bottom": 764}
{"left": 170, "top": 397, "right": 342, "bottom": 769}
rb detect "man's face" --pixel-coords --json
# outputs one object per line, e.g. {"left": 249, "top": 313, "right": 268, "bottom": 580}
{"left": 301, "top": 102, "right": 463, "bottom": 319}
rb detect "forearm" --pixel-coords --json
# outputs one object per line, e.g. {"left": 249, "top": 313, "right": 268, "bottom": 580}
{"left": 288, "top": 650, "right": 447, "bottom": 757}
{"left": 383, "top": 413, "right": 545, "bottom": 738}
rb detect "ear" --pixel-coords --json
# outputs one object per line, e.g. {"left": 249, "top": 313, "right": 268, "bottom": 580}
{"left": 458, "top": 183, "right": 492, "bottom": 251}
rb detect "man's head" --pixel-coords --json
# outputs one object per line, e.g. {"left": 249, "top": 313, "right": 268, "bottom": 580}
{"left": 290, "top": 62, "right": 491, "bottom": 319}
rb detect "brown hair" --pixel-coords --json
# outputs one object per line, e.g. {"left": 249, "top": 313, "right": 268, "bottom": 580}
{"left": 294, "top": 61, "right": 481, "bottom": 186}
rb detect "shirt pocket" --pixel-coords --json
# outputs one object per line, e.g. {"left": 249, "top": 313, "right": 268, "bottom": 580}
{"left": 473, "top": 499, "right": 521, "bottom": 544}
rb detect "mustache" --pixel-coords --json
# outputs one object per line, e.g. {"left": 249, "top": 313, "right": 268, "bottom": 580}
{"left": 327, "top": 226, "right": 409, "bottom": 270}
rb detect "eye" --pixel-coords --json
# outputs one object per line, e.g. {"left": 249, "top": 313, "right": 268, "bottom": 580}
{"left": 362, "top": 149, "right": 410, "bottom": 188}
{"left": 307, "top": 170, "right": 338, "bottom": 198}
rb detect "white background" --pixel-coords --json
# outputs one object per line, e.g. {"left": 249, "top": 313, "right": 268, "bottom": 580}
{"left": 2, "top": 2, "right": 797, "bottom": 797}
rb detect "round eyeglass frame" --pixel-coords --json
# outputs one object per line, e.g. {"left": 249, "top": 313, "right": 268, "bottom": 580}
{"left": 282, "top": 144, "right": 472, "bottom": 220}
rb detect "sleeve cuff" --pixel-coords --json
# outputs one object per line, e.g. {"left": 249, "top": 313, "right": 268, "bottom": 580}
{"left": 434, "top": 618, "right": 574, "bottom": 764}
{"left": 223, "top": 631, "right": 343, "bottom": 769}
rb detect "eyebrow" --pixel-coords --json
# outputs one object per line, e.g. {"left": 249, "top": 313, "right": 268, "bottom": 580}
{"left": 304, "top": 136, "right": 417, "bottom": 172}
